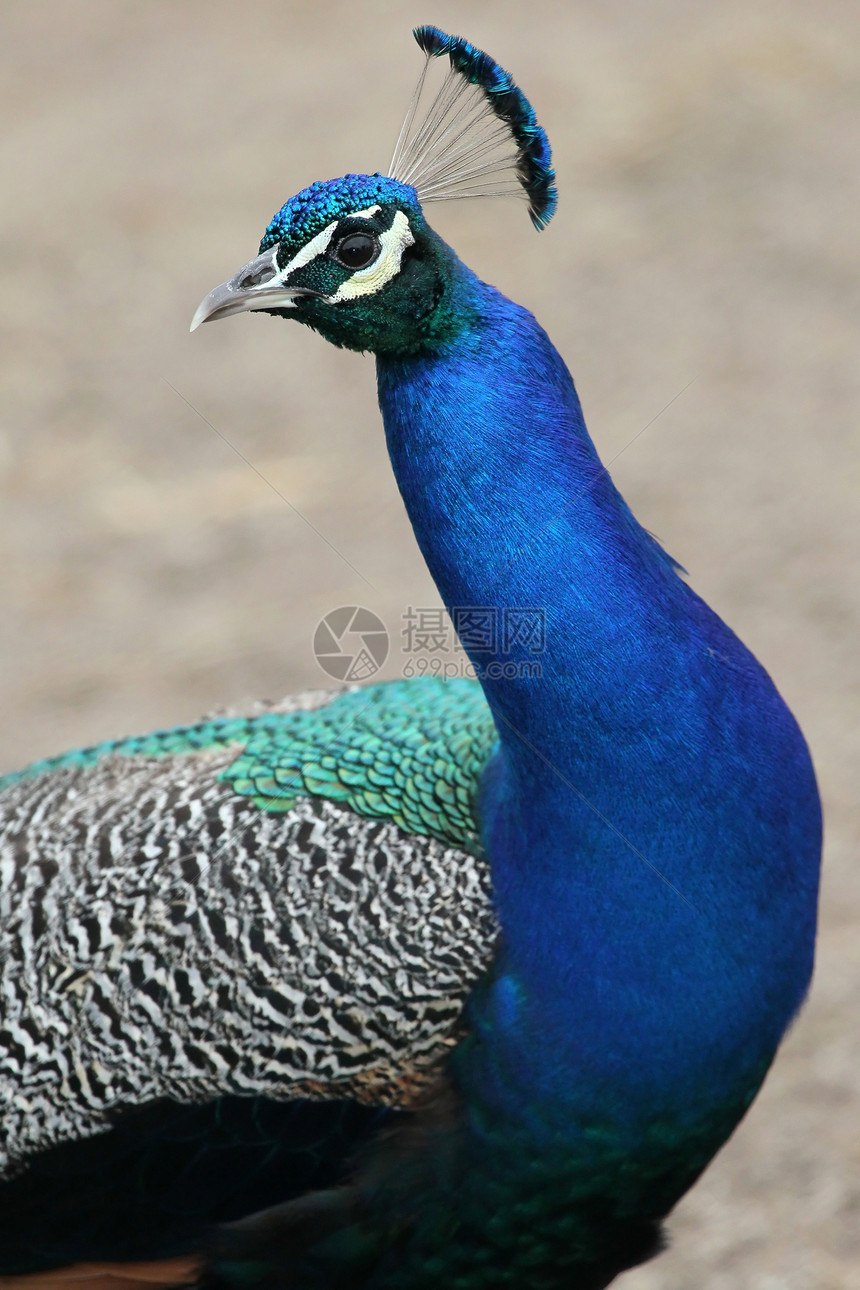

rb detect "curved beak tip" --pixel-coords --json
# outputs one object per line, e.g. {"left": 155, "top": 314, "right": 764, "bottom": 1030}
{"left": 189, "top": 281, "right": 235, "bottom": 333}
{"left": 190, "top": 248, "right": 312, "bottom": 336}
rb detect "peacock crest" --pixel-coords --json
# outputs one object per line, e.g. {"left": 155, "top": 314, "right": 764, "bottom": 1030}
{"left": 389, "top": 25, "right": 557, "bottom": 229}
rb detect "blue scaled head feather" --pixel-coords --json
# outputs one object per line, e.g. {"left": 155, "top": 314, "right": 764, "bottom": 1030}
{"left": 391, "top": 25, "right": 557, "bottom": 230}
{"left": 258, "top": 174, "right": 421, "bottom": 255}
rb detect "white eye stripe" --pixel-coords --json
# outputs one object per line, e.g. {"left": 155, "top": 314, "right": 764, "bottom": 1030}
{"left": 261, "top": 207, "right": 413, "bottom": 304}
{"left": 274, "top": 208, "right": 379, "bottom": 284}
{"left": 326, "top": 210, "right": 415, "bottom": 304}
{"left": 274, "top": 220, "right": 338, "bottom": 283}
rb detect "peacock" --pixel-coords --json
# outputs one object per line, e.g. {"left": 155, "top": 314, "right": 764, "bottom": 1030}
{"left": 0, "top": 26, "right": 821, "bottom": 1290}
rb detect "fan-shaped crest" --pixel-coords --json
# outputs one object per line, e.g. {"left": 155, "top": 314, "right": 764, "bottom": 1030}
{"left": 389, "top": 26, "right": 557, "bottom": 230}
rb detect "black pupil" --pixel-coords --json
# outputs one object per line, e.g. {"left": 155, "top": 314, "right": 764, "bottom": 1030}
{"left": 334, "top": 232, "right": 378, "bottom": 269}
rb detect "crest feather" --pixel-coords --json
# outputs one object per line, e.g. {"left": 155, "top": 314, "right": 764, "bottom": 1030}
{"left": 388, "top": 26, "right": 557, "bottom": 230}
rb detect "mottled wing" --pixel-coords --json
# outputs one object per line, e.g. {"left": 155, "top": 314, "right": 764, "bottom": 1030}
{"left": 0, "top": 679, "right": 499, "bottom": 1180}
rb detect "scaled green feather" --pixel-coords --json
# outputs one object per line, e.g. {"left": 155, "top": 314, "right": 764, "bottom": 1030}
{"left": 221, "top": 679, "right": 497, "bottom": 854}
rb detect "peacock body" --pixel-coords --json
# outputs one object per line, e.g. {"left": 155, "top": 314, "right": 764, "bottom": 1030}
{"left": 0, "top": 26, "right": 820, "bottom": 1289}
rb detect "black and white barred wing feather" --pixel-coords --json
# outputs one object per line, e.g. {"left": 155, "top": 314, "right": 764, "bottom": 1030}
{"left": 0, "top": 684, "right": 497, "bottom": 1178}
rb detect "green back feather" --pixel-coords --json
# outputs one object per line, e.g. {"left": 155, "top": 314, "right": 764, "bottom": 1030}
{"left": 0, "top": 679, "right": 497, "bottom": 856}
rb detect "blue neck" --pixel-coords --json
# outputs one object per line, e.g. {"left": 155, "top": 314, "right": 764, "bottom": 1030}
{"left": 376, "top": 256, "right": 820, "bottom": 1135}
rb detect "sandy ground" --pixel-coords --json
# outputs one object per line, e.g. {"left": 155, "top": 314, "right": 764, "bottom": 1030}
{"left": 0, "top": 1, "right": 858, "bottom": 1285}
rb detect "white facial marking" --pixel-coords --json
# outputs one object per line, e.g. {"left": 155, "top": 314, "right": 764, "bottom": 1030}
{"left": 327, "top": 210, "right": 415, "bottom": 304}
{"left": 349, "top": 205, "right": 381, "bottom": 219}
{"left": 275, "top": 220, "right": 338, "bottom": 282}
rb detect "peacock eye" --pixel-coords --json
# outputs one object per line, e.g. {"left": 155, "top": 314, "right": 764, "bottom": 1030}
{"left": 331, "top": 232, "right": 380, "bottom": 270}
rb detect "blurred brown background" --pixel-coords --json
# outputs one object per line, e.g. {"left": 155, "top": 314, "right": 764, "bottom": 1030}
{"left": 0, "top": 1, "right": 857, "bottom": 1285}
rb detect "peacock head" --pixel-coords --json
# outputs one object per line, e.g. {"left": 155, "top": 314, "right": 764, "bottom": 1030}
{"left": 191, "top": 26, "right": 557, "bottom": 357}
{"left": 191, "top": 173, "right": 458, "bottom": 355}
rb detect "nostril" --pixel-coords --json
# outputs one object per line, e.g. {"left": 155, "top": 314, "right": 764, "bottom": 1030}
{"left": 238, "top": 262, "right": 277, "bottom": 290}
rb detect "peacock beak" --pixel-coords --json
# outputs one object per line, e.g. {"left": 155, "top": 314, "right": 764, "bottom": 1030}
{"left": 190, "top": 247, "right": 318, "bottom": 332}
